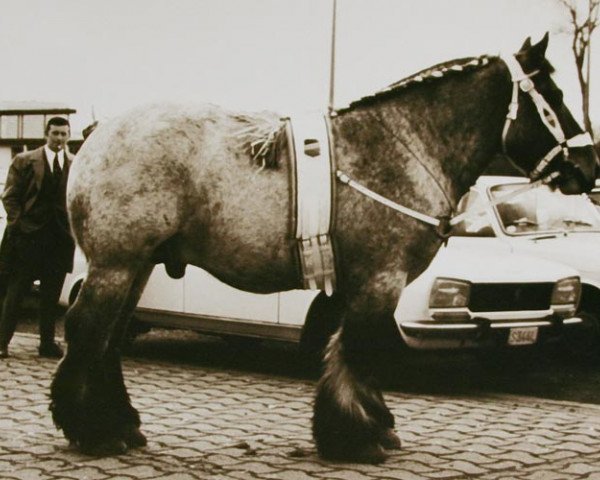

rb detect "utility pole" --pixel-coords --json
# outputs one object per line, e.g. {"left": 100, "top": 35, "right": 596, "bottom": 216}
{"left": 328, "top": 0, "right": 337, "bottom": 116}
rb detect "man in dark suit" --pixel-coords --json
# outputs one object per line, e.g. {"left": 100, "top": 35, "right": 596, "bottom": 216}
{"left": 0, "top": 117, "right": 75, "bottom": 358}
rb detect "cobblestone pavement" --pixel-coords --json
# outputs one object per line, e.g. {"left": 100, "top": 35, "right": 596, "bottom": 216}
{"left": 2, "top": 333, "right": 600, "bottom": 480}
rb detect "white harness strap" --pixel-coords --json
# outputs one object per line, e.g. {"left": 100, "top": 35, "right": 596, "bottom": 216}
{"left": 288, "top": 114, "right": 336, "bottom": 295}
{"left": 337, "top": 169, "right": 559, "bottom": 230}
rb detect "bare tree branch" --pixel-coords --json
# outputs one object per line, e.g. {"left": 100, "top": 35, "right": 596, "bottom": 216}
{"left": 556, "top": 0, "right": 599, "bottom": 134}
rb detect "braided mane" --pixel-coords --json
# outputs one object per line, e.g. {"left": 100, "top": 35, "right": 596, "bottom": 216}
{"left": 336, "top": 55, "right": 494, "bottom": 114}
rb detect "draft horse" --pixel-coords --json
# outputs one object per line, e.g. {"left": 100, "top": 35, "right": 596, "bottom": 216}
{"left": 51, "top": 35, "right": 598, "bottom": 463}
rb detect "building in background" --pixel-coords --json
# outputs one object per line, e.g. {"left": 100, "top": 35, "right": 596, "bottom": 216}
{"left": 0, "top": 101, "right": 83, "bottom": 177}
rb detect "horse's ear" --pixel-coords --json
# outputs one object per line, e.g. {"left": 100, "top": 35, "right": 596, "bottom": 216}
{"left": 517, "top": 33, "right": 549, "bottom": 68}
{"left": 530, "top": 32, "right": 549, "bottom": 59}
{"left": 518, "top": 36, "right": 532, "bottom": 53}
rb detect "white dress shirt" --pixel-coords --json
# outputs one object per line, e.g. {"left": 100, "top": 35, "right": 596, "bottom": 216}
{"left": 44, "top": 146, "right": 65, "bottom": 172}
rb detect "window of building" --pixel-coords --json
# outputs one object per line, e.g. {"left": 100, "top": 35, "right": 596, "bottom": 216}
{"left": 22, "top": 114, "right": 45, "bottom": 138}
{"left": 0, "top": 115, "right": 18, "bottom": 139}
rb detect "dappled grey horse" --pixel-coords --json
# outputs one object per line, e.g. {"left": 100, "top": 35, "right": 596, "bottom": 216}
{"left": 51, "top": 35, "right": 598, "bottom": 463}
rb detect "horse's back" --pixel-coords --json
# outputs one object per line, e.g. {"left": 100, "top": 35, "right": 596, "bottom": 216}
{"left": 69, "top": 103, "right": 299, "bottom": 291}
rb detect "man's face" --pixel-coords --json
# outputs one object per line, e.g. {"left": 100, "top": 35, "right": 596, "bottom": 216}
{"left": 45, "top": 125, "right": 70, "bottom": 152}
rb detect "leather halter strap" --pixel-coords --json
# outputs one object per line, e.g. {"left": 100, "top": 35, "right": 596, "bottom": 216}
{"left": 500, "top": 54, "right": 593, "bottom": 180}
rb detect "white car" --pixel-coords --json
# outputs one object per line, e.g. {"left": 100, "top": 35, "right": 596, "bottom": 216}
{"left": 58, "top": 175, "right": 586, "bottom": 353}
{"left": 395, "top": 241, "right": 581, "bottom": 350}
{"left": 397, "top": 175, "right": 600, "bottom": 351}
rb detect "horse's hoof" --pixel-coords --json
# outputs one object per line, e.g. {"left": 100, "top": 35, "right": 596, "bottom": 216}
{"left": 356, "top": 443, "right": 388, "bottom": 464}
{"left": 123, "top": 426, "right": 147, "bottom": 448}
{"left": 380, "top": 428, "right": 402, "bottom": 450}
{"left": 79, "top": 439, "right": 128, "bottom": 456}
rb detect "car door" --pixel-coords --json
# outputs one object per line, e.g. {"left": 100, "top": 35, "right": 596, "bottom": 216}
{"left": 183, "top": 266, "right": 279, "bottom": 323}
{"left": 138, "top": 264, "right": 185, "bottom": 312}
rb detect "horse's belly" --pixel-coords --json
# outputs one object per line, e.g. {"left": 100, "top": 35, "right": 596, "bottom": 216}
{"left": 183, "top": 165, "right": 299, "bottom": 294}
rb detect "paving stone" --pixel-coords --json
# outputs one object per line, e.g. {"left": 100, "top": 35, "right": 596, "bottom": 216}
{"left": 223, "top": 461, "right": 280, "bottom": 474}
{"left": 151, "top": 474, "right": 208, "bottom": 480}
{"left": 286, "top": 461, "right": 333, "bottom": 473}
{"left": 369, "top": 469, "right": 430, "bottom": 480}
{"left": 5, "top": 469, "right": 46, "bottom": 480}
{"left": 421, "top": 470, "right": 464, "bottom": 479}
{"left": 520, "top": 470, "right": 569, "bottom": 480}
{"left": 110, "top": 465, "right": 164, "bottom": 478}
{"left": 227, "top": 471, "right": 263, "bottom": 480}
{"left": 266, "top": 470, "right": 318, "bottom": 480}
{"left": 559, "top": 442, "right": 597, "bottom": 453}
{"left": 562, "top": 462, "right": 600, "bottom": 475}
{"left": 443, "top": 460, "right": 487, "bottom": 475}
{"left": 462, "top": 443, "right": 507, "bottom": 456}
{"left": 404, "top": 452, "right": 448, "bottom": 465}
{"left": 539, "top": 450, "right": 579, "bottom": 461}
{"left": 493, "top": 451, "right": 546, "bottom": 466}
{"left": 319, "top": 470, "right": 374, "bottom": 480}
{"left": 445, "top": 451, "right": 496, "bottom": 464}
{"left": 562, "top": 433, "right": 600, "bottom": 444}
{"left": 484, "top": 460, "right": 521, "bottom": 472}
{"left": 504, "top": 442, "right": 552, "bottom": 455}
{"left": 54, "top": 466, "right": 109, "bottom": 479}
{"left": 417, "top": 445, "right": 456, "bottom": 456}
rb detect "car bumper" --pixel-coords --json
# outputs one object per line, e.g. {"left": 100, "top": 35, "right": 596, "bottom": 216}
{"left": 399, "top": 315, "right": 582, "bottom": 350}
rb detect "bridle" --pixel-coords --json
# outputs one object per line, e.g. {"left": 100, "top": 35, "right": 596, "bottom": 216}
{"left": 500, "top": 54, "right": 593, "bottom": 181}
{"left": 336, "top": 54, "right": 594, "bottom": 238}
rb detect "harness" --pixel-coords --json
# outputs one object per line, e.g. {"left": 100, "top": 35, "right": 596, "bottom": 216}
{"left": 287, "top": 115, "right": 336, "bottom": 296}
{"left": 337, "top": 53, "right": 594, "bottom": 238}
{"left": 290, "top": 53, "right": 593, "bottom": 294}
{"left": 500, "top": 54, "right": 593, "bottom": 180}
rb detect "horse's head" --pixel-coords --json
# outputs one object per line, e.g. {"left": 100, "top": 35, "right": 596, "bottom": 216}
{"left": 501, "top": 33, "right": 598, "bottom": 194}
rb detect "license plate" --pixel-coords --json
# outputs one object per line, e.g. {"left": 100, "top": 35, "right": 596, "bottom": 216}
{"left": 508, "top": 327, "right": 538, "bottom": 346}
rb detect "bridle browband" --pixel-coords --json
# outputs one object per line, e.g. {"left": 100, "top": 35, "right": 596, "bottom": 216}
{"left": 336, "top": 54, "right": 593, "bottom": 238}
{"left": 501, "top": 53, "right": 593, "bottom": 180}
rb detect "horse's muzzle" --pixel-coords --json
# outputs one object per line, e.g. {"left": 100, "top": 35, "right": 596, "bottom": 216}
{"left": 554, "top": 160, "right": 595, "bottom": 195}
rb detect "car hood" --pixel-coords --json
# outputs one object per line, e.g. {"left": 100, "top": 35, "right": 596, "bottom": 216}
{"left": 396, "top": 237, "right": 578, "bottom": 325}
{"left": 507, "top": 233, "right": 600, "bottom": 283}
{"left": 432, "top": 238, "right": 578, "bottom": 283}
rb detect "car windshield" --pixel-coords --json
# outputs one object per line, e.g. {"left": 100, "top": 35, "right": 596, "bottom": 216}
{"left": 490, "top": 183, "right": 600, "bottom": 236}
{"left": 451, "top": 190, "right": 495, "bottom": 237}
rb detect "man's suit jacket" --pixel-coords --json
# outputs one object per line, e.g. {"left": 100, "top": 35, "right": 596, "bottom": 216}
{"left": 0, "top": 146, "right": 75, "bottom": 274}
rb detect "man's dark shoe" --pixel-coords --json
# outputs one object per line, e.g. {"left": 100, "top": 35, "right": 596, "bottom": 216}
{"left": 38, "top": 342, "right": 63, "bottom": 359}
{"left": 0, "top": 347, "right": 8, "bottom": 359}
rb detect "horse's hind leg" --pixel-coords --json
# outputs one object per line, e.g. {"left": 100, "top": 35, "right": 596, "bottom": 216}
{"left": 104, "top": 263, "right": 154, "bottom": 449}
{"left": 313, "top": 297, "right": 402, "bottom": 464}
{"left": 50, "top": 263, "right": 151, "bottom": 454}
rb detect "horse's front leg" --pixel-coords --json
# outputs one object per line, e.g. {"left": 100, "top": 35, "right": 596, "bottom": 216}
{"left": 50, "top": 264, "right": 150, "bottom": 455}
{"left": 312, "top": 281, "right": 404, "bottom": 463}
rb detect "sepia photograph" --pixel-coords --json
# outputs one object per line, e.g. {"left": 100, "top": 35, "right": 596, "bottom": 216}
{"left": 0, "top": 0, "right": 599, "bottom": 478}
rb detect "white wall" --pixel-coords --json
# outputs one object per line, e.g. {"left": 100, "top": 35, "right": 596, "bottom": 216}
{"left": 0, "top": 147, "right": 12, "bottom": 177}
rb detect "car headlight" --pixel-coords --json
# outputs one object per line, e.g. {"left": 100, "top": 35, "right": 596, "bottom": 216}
{"left": 429, "top": 278, "right": 471, "bottom": 309}
{"left": 551, "top": 277, "right": 581, "bottom": 317}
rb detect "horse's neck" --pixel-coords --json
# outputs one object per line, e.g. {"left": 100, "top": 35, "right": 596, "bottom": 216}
{"left": 333, "top": 59, "right": 511, "bottom": 209}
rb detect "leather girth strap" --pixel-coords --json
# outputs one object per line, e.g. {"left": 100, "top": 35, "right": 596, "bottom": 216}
{"left": 285, "top": 114, "right": 337, "bottom": 296}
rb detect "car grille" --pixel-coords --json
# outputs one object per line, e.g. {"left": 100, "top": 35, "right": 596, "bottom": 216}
{"left": 469, "top": 283, "right": 554, "bottom": 312}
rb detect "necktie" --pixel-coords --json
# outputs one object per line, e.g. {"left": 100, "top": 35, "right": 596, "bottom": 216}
{"left": 53, "top": 153, "right": 62, "bottom": 182}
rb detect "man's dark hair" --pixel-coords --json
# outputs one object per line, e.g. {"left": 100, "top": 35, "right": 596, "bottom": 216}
{"left": 45, "top": 116, "right": 70, "bottom": 135}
